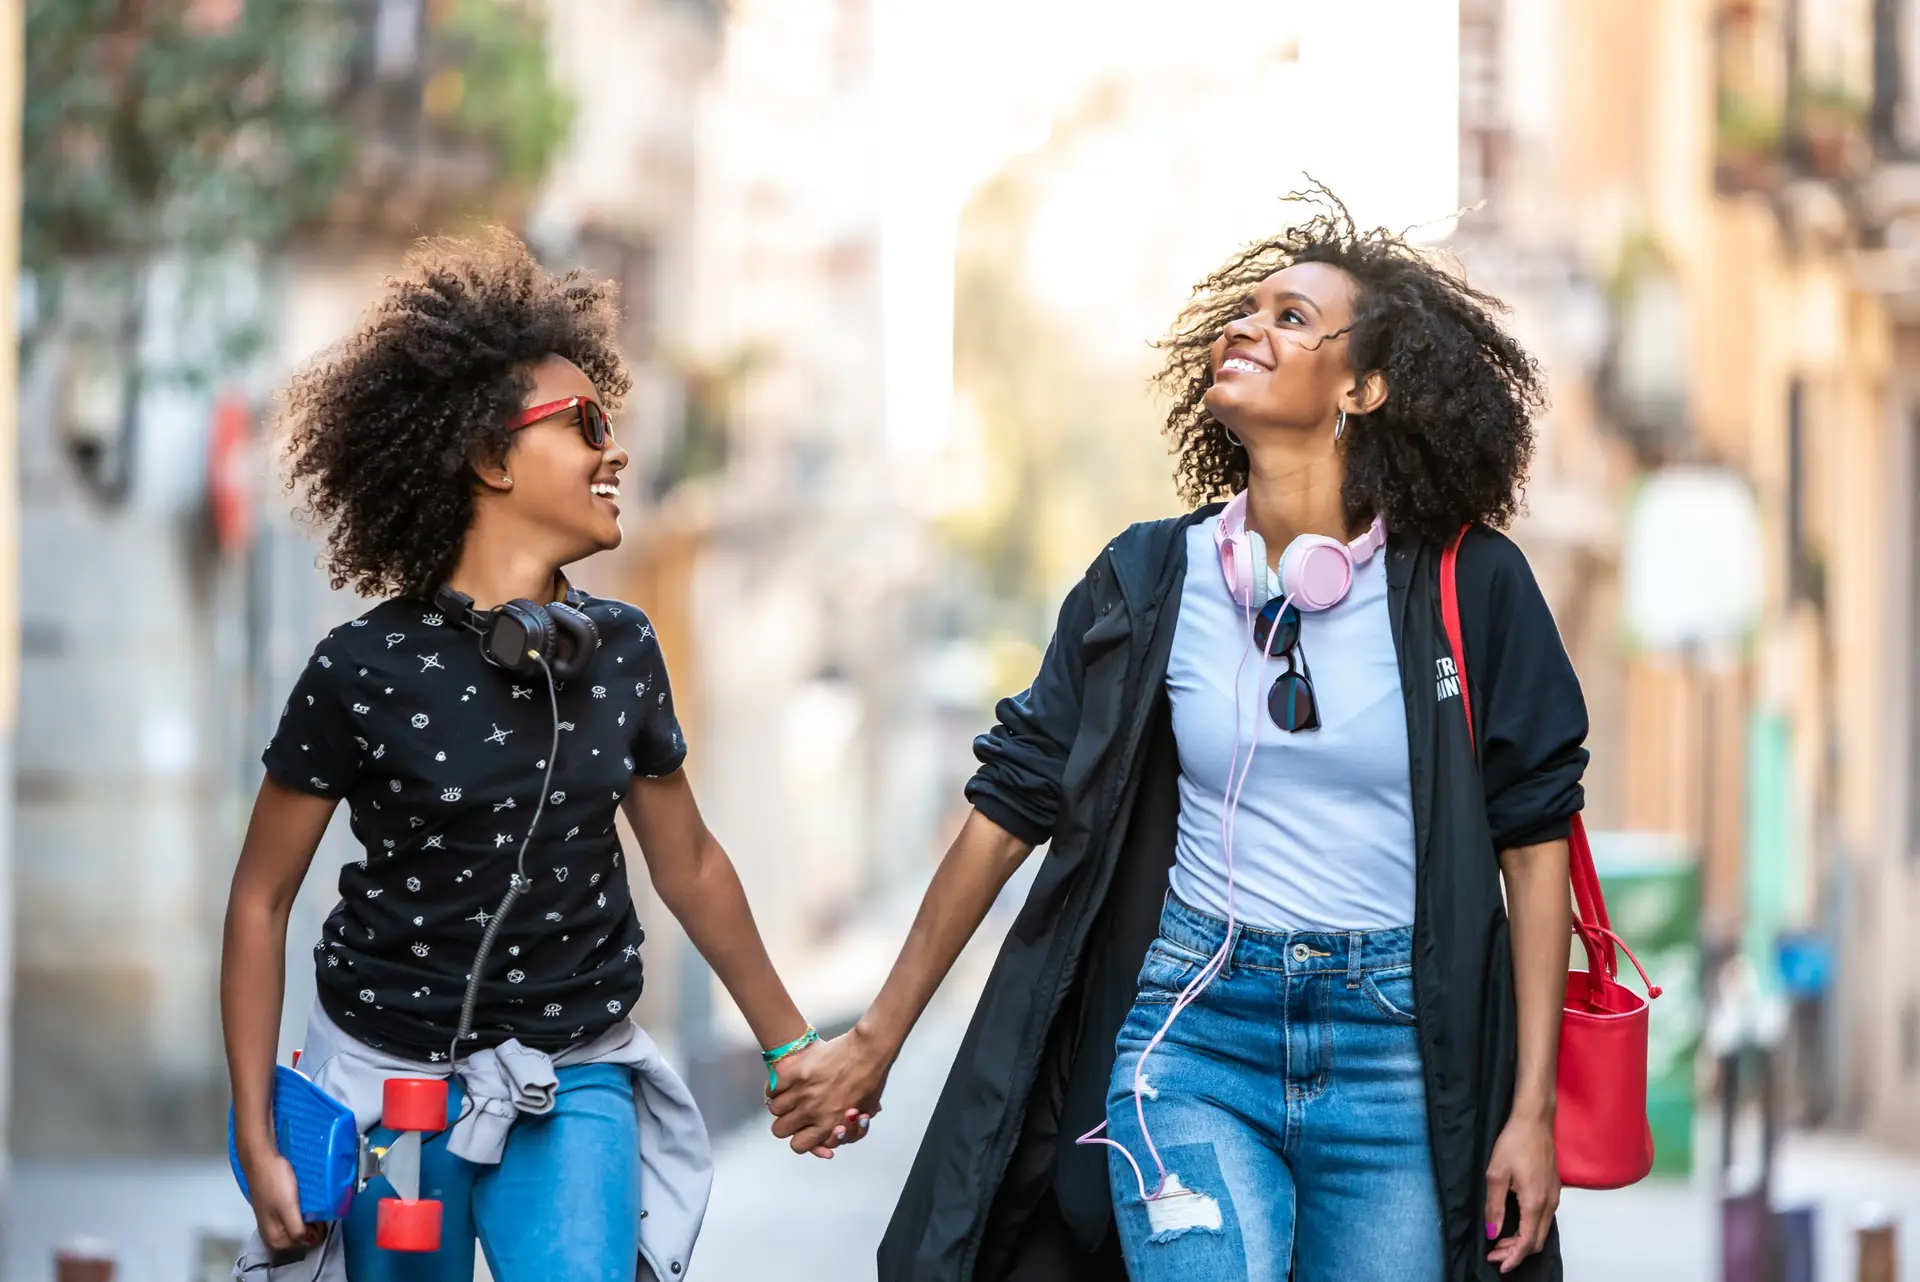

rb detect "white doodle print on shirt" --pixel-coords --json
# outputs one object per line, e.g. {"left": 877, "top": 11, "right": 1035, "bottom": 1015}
{"left": 485, "top": 725, "right": 511, "bottom": 745}
{"left": 411, "top": 713, "right": 429, "bottom": 729}
{"left": 385, "top": 633, "right": 405, "bottom": 648}
{"left": 591, "top": 686, "right": 607, "bottom": 698}
{"left": 423, "top": 613, "right": 444, "bottom": 627}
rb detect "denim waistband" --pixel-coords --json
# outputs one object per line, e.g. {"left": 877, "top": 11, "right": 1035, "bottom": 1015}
{"left": 1157, "top": 890, "right": 1414, "bottom": 975}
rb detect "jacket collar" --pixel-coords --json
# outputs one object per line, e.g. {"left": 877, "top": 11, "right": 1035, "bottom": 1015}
{"left": 1109, "top": 504, "right": 1221, "bottom": 617}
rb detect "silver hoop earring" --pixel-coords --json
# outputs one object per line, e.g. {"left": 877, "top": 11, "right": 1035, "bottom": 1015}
{"left": 1224, "top": 428, "right": 1244, "bottom": 448}
{"left": 1333, "top": 409, "right": 1348, "bottom": 442}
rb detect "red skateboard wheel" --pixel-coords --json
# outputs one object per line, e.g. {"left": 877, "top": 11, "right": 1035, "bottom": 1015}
{"left": 376, "top": 1196, "right": 443, "bottom": 1252}
{"left": 381, "top": 1077, "right": 448, "bottom": 1133}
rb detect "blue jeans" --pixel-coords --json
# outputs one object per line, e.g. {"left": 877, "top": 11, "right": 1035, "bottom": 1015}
{"left": 344, "top": 1062, "right": 639, "bottom": 1282}
{"left": 1103, "top": 894, "right": 1444, "bottom": 1282}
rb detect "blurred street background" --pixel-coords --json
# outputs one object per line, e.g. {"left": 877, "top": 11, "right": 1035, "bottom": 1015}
{"left": 0, "top": 0, "right": 1918, "bottom": 1278}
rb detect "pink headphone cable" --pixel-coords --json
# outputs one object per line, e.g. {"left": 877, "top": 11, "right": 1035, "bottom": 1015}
{"left": 1075, "top": 583, "right": 1290, "bottom": 1201}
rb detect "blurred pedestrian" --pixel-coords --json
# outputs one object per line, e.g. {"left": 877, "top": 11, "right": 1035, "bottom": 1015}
{"left": 772, "top": 186, "right": 1584, "bottom": 1282}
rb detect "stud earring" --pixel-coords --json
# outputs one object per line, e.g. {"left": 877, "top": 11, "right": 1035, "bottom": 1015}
{"left": 501, "top": 475, "right": 513, "bottom": 487}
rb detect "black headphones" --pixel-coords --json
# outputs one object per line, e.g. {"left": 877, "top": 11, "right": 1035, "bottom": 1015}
{"left": 431, "top": 584, "right": 601, "bottom": 681}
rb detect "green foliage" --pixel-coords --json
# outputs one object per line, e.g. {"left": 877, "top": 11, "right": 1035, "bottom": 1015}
{"left": 434, "top": 0, "right": 575, "bottom": 186}
{"left": 23, "top": 0, "right": 356, "bottom": 273}
{"left": 23, "top": 0, "right": 575, "bottom": 388}
{"left": 1715, "top": 87, "right": 1781, "bottom": 158}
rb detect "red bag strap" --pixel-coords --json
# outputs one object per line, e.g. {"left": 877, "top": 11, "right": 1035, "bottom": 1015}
{"left": 1440, "top": 527, "right": 1629, "bottom": 986}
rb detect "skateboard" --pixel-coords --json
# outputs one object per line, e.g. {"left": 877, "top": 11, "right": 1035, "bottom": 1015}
{"left": 228, "top": 1059, "right": 448, "bottom": 1252}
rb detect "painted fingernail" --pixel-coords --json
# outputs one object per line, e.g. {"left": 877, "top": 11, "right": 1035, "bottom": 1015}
{"left": 859, "top": 1116, "right": 871, "bottom": 1130}
{"left": 834, "top": 1127, "right": 846, "bottom": 1139}
{"left": 1486, "top": 1222, "right": 1500, "bottom": 1240}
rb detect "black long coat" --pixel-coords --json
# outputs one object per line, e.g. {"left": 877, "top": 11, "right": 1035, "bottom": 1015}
{"left": 878, "top": 507, "right": 1588, "bottom": 1281}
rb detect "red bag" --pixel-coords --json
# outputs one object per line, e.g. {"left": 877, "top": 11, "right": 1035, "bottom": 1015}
{"left": 1441, "top": 528, "right": 1661, "bottom": 1190}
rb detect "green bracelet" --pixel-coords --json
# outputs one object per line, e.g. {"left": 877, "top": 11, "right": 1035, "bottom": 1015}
{"left": 762, "top": 1025, "right": 818, "bottom": 1095}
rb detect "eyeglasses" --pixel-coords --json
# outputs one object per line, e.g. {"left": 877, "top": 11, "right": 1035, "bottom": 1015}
{"left": 509, "top": 396, "right": 613, "bottom": 449}
{"left": 1252, "top": 597, "right": 1320, "bottom": 732}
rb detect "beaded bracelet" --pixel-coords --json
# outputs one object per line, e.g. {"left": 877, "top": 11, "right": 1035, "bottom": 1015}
{"left": 762, "top": 1024, "right": 818, "bottom": 1096}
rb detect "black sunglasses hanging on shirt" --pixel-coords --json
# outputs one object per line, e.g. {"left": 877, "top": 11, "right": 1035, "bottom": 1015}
{"left": 1253, "top": 597, "right": 1320, "bottom": 733}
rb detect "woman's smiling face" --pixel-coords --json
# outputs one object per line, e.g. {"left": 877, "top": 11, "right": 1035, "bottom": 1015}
{"left": 499, "top": 353, "right": 629, "bottom": 559}
{"left": 1202, "top": 260, "right": 1360, "bottom": 439}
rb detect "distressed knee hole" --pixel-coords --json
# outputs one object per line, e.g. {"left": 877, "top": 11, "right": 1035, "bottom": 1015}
{"left": 1144, "top": 1172, "right": 1223, "bottom": 1242}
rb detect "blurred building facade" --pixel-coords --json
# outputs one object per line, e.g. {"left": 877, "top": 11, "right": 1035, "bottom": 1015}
{"left": 1456, "top": 0, "right": 1920, "bottom": 1148}
{"left": 617, "top": 0, "right": 951, "bottom": 1115}
{"left": 11, "top": 0, "right": 724, "bottom": 1158}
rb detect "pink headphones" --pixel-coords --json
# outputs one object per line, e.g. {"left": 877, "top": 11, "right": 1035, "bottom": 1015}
{"left": 1213, "top": 490, "right": 1386, "bottom": 611}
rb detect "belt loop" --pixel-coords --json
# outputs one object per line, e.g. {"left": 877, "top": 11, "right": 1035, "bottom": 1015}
{"left": 1347, "top": 931, "right": 1363, "bottom": 978}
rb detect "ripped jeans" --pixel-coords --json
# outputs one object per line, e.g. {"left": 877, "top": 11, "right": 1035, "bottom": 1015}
{"left": 1103, "top": 893, "right": 1444, "bottom": 1282}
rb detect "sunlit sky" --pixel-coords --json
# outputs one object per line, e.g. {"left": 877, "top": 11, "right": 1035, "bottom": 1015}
{"left": 873, "top": 0, "right": 1461, "bottom": 454}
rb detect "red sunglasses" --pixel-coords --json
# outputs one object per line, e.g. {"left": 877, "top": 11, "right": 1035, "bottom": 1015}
{"left": 509, "top": 396, "right": 613, "bottom": 449}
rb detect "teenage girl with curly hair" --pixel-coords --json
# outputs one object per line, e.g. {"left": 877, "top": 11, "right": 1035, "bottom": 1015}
{"left": 775, "top": 188, "right": 1587, "bottom": 1281}
{"left": 221, "top": 231, "right": 858, "bottom": 1281}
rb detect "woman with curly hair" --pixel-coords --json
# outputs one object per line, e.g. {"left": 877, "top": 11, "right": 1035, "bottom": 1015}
{"left": 774, "top": 189, "right": 1585, "bottom": 1281}
{"left": 221, "top": 231, "right": 855, "bottom": 1281}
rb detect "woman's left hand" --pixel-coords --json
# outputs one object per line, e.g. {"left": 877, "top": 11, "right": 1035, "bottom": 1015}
{"left": 1484, "top": 1114, "right": 1559, "bottom": 1273}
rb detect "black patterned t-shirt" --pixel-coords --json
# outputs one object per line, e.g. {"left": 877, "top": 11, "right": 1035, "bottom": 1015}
{"left": 261, "top": 590, "right": 685, "bottom": 1061}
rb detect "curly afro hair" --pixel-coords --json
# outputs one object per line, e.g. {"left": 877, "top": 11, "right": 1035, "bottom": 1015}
{"left": 1157, "top": 184, "right": 1544, "bottom": 544}
{"left": 280, "top": 228, "right": 631, "bottom": 598}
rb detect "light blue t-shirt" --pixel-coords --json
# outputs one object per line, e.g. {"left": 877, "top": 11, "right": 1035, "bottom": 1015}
{"left": 1166, "top": 521, "right": 1416, "bottom": 931}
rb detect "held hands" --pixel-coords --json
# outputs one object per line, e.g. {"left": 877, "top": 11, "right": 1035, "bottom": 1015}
{"left": 766, "top": 1027, "right": 892, "bottom": 1157}
{"left": 1484, "top": 1113, "right": 1559, "bottom": 1273}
